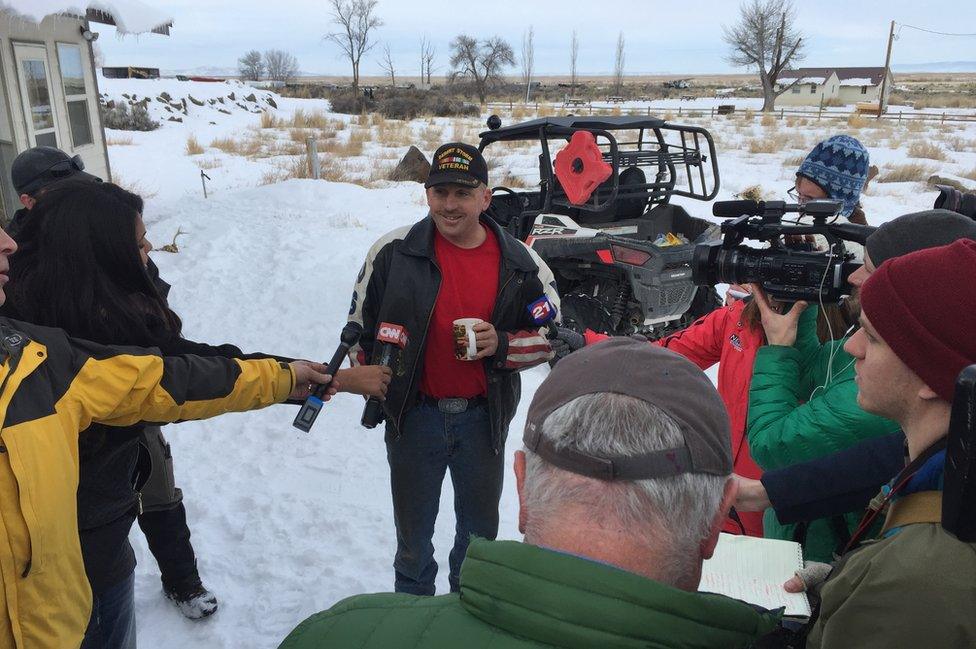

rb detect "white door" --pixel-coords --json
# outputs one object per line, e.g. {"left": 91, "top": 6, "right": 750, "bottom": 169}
{"left": 14, "top": 43, "right": 60, "bottom": 148}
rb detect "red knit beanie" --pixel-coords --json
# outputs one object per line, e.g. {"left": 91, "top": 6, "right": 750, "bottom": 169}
{"left": 860, "top": 238, "right": 976, "bottom": 402}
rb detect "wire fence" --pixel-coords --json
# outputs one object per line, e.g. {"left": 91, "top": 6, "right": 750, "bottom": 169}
{"left": 485, "top": 101, "right": 976, "bottom": 124}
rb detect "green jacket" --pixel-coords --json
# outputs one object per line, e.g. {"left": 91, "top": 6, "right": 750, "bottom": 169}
{"left": 807, "top": 520, "right": 976, "bottom": 648}
{"left": 747, "top": 308, "right": 899, "bottom": 562}
{"left": 280, "top": 538, "right": 781, "bottom": 649}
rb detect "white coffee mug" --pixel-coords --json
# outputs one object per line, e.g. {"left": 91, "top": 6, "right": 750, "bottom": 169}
{"left": 452, "top": 318, "right": 482, "bottom": 361}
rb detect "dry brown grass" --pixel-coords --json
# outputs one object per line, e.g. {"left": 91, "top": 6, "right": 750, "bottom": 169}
{"left": 907, "top": 141, "right": 948, "bottom": 161}
{"left": 185, "top": 135, "right": 204, "bottom": 155}
{"left": 500, "top": 173, "right": 532, "bottom": 189}
{"left": 260, "top": 111, "right": 285, "bottom": 128}
{"left": 291, "top": 109, "right": 335, "bottom": 129}
{"left": 106, "top": 135, "right": 134, "bottom": 146}
{"left": 747, "top": 133, "right": 791, "bottom": 154}
{"left": 847, "top": 114, "right": 869, "bottom": 129}
{"left": 742, "top": 108, "right": 756, "bottom": 122}
{"left": 195, "top": 158, "right": 222, "bottom": 170}
{"left": 421, "top": 124, "right": 444, "bottom": 150}
{"left": 877, "top": 162, "right": 935, "bottom": 183}
{"left": 760, "top": 113, "right": 776, "bottom": 127}
{"left": 112, "top": 173, "right": 158, "bottom": 199}
{"left": 783, "top": 154, "right": 806, "bottom": 168}
{"left": 962, "top": 167, "right": 976, "bottom": 182}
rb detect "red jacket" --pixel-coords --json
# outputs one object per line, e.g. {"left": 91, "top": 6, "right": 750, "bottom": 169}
{"left": 585, "top": 299, "right": 765, "bottom": 537}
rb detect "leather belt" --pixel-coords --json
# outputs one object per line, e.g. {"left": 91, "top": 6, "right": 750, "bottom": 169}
{"left": 418, "top": 393, "right": 488, "bottom": 414}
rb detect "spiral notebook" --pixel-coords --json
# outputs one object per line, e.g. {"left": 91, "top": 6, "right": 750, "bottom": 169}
{"left": 699, "top": 533, "right": 812, "bottom": 618}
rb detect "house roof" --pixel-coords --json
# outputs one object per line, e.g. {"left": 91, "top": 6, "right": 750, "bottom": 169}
{"left": 779, "top": 66, "right": 889, "bottom": 86}
{"left": 0, "top": 1, "right": 173, "bottom": 35}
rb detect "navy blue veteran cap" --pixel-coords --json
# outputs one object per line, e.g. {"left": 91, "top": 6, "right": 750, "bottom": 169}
{"left": 11, "top": 146, "right": 100, "bottom": 196}
{"left": 523, "top": 337, "right": 732, "bottom": 481}
{"left": 425, "top": 142, "right": 489, "bottom": 188}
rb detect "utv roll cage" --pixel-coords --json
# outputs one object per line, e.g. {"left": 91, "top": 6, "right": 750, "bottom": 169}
{"left": 478, "top": 115, "right": 720, "bottom": 217}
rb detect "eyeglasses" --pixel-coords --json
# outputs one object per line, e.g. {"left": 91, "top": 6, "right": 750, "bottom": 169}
{"left": 786, "top": 185, "right": 822, "bottom": 204}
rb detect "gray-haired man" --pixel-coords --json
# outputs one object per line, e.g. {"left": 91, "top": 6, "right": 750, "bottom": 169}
{"left": 280, "top": 339, "right": 781, "bottom": 648}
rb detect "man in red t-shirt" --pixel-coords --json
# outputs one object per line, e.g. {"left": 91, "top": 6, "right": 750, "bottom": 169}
{"left": 348, "top": 142, "right": 560, "bottom": 595}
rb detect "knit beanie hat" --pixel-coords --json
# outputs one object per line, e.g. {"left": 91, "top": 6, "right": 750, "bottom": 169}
{"left": 860, "top": 239, "right": 976, "bottom": 401}
{"left": 796, "top": 135, "right": 869, "bottom": 218}
{"left": 866, "top": 209, "right": 976, "bottom": 266}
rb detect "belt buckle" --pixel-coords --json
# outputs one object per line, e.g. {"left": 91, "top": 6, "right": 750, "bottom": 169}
{"left": 438, "top": 398, "right": 468, "bottom": 414}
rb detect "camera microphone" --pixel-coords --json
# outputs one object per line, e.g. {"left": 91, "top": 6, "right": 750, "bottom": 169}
{"left": 361, "top": 322, "right": 409, "bottom": 429}
{"left": 292, "top": 322, "right": 363, "bottom": 433}
{"left": 712, "top": 200, "right": 763, "bottom": 218}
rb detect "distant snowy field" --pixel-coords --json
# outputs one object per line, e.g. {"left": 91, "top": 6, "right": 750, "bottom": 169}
{"left": 106, "top": 79, "right": 975, "bottom": 648}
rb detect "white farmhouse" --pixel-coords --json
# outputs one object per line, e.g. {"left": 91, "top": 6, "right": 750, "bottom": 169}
{"left": 774, "top": 67, "right": 893, "bottom": 109}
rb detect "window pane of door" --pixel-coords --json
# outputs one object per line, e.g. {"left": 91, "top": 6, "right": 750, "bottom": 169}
{"left": 67, "top": 100, "right": 93, "bottom": 146}
{"left": 35, "top": 132, "right": 58, "bottom": 148}
{"left": 22, "top": 60, "right": 54, "bottom": 131}
{"left": 57, "top": 43, "right": 87, "bottom": 96}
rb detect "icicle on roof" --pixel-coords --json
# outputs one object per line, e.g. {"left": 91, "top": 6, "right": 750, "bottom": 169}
{"left": 0, "top": 0, "right": 172, "bottom": 35}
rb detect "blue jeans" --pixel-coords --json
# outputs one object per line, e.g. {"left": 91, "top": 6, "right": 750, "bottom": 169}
{"left": 386, "top": 402, "right": 503, "bottom": 595}
{"left": 81, "top": 571, "right": 136, "bottom": 649}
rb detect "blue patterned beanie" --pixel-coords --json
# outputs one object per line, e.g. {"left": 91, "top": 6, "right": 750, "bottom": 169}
{"left": 796, "top": 135, "right": 869, "bottom": 217}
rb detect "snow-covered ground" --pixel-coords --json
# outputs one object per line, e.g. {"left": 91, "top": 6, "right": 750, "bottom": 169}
{"left": 109, "top": 80, "right": 976, "bottom": 648}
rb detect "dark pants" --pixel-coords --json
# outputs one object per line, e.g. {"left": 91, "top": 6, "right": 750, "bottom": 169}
{"left": 81, "top": 571, "right": 136, "bottom": 649}
{"left": 138, "top": 426, "right": 200, "bottom": 591}
{"left": 138, "top": 502, "right": 199, "bottom": 591}
{"left": 386, "top": 403, "right": 503, "bottom": 595}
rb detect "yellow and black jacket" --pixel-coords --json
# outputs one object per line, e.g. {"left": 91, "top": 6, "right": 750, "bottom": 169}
{"left": 0, "top": 317, "right": 294, "bottom": 649}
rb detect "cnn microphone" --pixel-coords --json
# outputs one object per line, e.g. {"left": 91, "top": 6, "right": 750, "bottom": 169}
{"left": 292, "top": 322, "right": 363, "bottom": 433}
{"left": 361, "top": 322, "right": 409, "bottom": 429}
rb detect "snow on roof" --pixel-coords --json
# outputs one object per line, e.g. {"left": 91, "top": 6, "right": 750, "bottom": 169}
{"left": 839, "top": 78, "right": 875, "bottom": 86}
{"left": 0, "top": 0, "right": 172, "bottom": 35}
{"left": 779, "top": 77, "right": 825, "bottom": 86}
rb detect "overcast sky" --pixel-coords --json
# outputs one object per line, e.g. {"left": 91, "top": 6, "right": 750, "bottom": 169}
{"left": 96, "top": 1, "right": 976, "bottom": 76}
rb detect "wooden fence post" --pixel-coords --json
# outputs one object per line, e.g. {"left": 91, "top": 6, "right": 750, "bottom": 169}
{"left": 306, "top": 137, "right": 320, "bottom": 180}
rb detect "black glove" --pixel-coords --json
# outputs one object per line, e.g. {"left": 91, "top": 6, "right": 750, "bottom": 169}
{"left": 550, "top": 326, "right": 586, "bottom": 361}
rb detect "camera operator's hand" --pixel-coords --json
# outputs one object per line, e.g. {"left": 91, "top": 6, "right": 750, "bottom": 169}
{"left": 336, "top": 365, "right": 392, "bottom": 399}
{"left": 750, "top": 284, "right": 808, "bottom": 347}
{"left": 550, "top": 327, "right": 586, "bottom": 362}
{"left": 732, "top": 474, "right": 771, "bottom": 512}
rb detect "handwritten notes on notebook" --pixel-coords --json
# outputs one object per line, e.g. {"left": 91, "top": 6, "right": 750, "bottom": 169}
{"left": 699, "top": 533, "right": 812, "bottom": 617}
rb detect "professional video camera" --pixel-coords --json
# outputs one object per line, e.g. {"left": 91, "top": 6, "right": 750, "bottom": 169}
{"left": 934, "top": 185, "right": 976, "bottom": 220}
{"left": 692, "top": 199, "right": 875, "bottom": 303}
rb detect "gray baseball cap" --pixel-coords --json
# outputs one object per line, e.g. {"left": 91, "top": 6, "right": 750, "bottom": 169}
{"left": 523, "top": 337, "right": 732, "bottom": 481}
{"left": 11, "top": 146, "right": 100, "bottom": 196}
{"left": 865, "top": 209, "right": 976, "bottom": 266}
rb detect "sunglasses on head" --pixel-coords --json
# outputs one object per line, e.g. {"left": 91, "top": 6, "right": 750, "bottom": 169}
{"left": 24, "top": 154, "right": 86, "bottom": 193}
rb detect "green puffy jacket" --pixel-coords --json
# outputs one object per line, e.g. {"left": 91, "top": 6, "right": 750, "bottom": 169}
{"left": 747, "top": 308, "right": 899, "bottom": 562}
{"left": 279, "top": 538, "right": 781, "bottom": 649}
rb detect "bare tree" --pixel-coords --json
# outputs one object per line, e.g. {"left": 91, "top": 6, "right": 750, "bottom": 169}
{"left": 238, "top": 50, "right": 264, "bottom": 81}
{"left": 325, "top": 0, "right": 383, "bottom": 94}
{"left": 378, "top": 43, "right": 396, "bottom": 86}
{"left": 569, "top": 30, "right": 579, "bottom": 88}
{"left": 264, "top": 50, "right": 300, "bottom": 83}
{"left": 521, "top": 26, "right": 535, "bottom": 102}
{"left": 724, "top": 0, "right": 804, "bottom": 111}
{"left": 421, "top": 36, "right": 436, "bottom": 86}
{"left": 613, "top": 32, "right": 625, "bottom": 96}
{"left": 449, "top": 35, "right": 515, "bottom": 105}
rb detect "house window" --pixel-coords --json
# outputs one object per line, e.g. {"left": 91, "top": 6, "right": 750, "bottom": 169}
{"left": 792, "top": 85, "right": 800, "bottom": 94}
{"left": 56, "top": 43, "right": 93, "bottom": 147}
{"left": 810, "top": 84, "right": 816, "bottom": 94}
{"left": 861, "top": 86, "right": 868, "bottom": 95}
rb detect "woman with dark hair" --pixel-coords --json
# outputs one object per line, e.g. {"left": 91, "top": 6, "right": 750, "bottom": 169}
{"left": 2, "top": 179, "right": 389, "bottom": 648}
